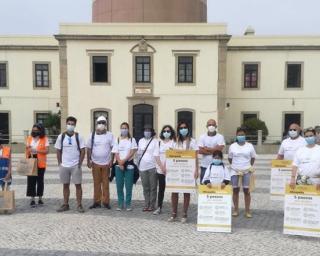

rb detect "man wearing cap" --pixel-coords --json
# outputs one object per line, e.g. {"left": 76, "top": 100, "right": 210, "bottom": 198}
{"left": 277, "top": 123, "right": 306, "bottom": 160}
{"left": 87, "top": 116, "right": 114, "bottom": 209}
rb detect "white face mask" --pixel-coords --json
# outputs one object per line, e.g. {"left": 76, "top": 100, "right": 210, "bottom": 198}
{"left": 97, "top": 124, "right": 106, "bottom": 131}
{"left": 207, "top": 125, "right": 216, "bottom": 133}
{"left": 66, "top": 125, "right": 75, "bottom": 133}
{"left": 288, "top": 130, "right": 298, "bottom": 138}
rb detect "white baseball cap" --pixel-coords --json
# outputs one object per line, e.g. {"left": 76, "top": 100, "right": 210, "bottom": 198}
{"left": 96, "top": 116, "right": 107, "bottom": 123}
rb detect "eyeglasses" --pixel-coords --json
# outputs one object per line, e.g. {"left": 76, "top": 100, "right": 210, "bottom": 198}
{"left": 67, "top": 136, "right": 72, "bottom": 145}
{"left": 97, "top": 121, "right": 106, "bottom": 125}
{"left": 163, "top": 130, "right": 171, "bottom": 133}
{"left": 179, "top": 127, "right": 187, "bottom": 129}
{"left": 289, "top": 129, "right": 297, "bottom": 131}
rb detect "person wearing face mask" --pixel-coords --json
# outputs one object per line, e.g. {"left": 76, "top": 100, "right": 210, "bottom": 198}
{"left": 86, "top": 116, "right": 114, "bottom": 210}
{"left": 290, "top": 128, "right": 320, "bottom": 190}
{"left": 202, "top": 150, "right": 230, "bottom": 188}
{"left": 25, "top": 124, "right": 49, "bottom": 207}
{"left": 111, "top": 122, "right": 138, "bottom": 211}
{"left": 314, "top": 125, "right": 320, "bottom": 145}
{"left": 198, "top": 119, "right": 225, "bottom": 184}
{"left": 0, "top": 138, "right": 12, "bottom": 191}
{"left": 168, "top": 121, "right": 199, "bottom": 224}
{"left": 55, "top": 116, "right": 86, "bottom": 213}
{"left": 153, "top": 125, "right": 176, "bottom": 215}
{"left": 277, "top": 123, "right": 306, "bottom": 160}
{"left": 137, "top": 124, "right": 158, "bottom": 212}
{"left": 228, "top": 127, "right": 256, "bottom": 218}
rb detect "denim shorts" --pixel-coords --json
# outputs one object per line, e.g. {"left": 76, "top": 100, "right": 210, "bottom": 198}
{"left": 231, "top": 172, "right": 251, "bottom": 189}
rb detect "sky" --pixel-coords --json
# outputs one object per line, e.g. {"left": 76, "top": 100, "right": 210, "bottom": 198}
{"left": 0, "top": 0, "right": 319, "bottom": 35}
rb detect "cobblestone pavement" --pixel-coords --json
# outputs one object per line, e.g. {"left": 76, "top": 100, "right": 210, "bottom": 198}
{"left": 0, "top": 154, "right": 319, "bottom": 256}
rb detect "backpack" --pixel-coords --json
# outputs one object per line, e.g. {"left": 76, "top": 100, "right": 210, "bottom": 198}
{"left": 61, "top": 132, "right": 80, "bottom": 153}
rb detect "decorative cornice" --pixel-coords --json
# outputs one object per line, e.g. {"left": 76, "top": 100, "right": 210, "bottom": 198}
{"left": 0, "top": 45, "right": 59, "bottom": 51}
{"left": 54, "top": 34, "right": 232, "bottom": 41}
{"left": 228, "top": 45, "right": 320, "bottom": 51}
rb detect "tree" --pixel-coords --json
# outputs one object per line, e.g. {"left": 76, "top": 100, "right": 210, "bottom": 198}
{"left": 44, "top": 112, "right": 61, "bottom": 135}
{"left": 242, "top": 118, "right": 269, "bottom": 144}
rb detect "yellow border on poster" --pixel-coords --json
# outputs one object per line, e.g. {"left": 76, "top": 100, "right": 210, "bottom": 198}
{"left": 285, "top": 185, "right": 320, "bottom": 195}
{"left": 197, "top": 224, "right": 231, "bottom": 228}
{"left": 284, "top": 226, "right": 320, "bottom": 232}
{"left": 198, "top": 185, "right": 232, "bottom": 194}
{"left": 166, "top": 150, "right": 196, "bottom": 159}
{"left": 271, "top": 160, "right": 292, "bottom": 168}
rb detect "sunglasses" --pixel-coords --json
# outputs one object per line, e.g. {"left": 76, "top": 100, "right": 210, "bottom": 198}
{"left": 97, "top": 121, "right": 106, "bottom": 125}
{"left": 289, "top": 129, "right": 297, "bottom": 131}
{"left": 179, "top": 127, "right": 187, "bottom": 129}
{"left": 163, "top": 130, "right": 171, "bottom": 133}
{"left": 68, "top": 136, "right": 72, "bottom": 145}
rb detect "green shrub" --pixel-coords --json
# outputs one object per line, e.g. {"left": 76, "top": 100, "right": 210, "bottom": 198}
{"left": 242, "top": 118, "right": 269, "bottom": 144}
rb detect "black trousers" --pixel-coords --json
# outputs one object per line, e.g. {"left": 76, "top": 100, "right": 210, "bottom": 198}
{"left": 157, "top": 173, "right": 166, "bottom": 208}
{"left": 26, "top": 168, "right": 45, "bottom": 197}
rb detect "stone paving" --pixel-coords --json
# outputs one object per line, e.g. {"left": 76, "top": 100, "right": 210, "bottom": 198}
{"left": 0, "top": 154, "right": 319, "bottom": 256}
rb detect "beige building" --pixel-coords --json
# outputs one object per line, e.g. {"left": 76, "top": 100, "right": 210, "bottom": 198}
{"left": 0, "top": 24, "right": 319, "bottom": 144}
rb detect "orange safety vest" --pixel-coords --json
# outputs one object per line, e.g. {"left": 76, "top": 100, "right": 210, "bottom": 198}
{"left": 0, "top": 146, "right": 11, "bottom": 159}
{"left": 26, "top": 136, "right": 48, "bottom": 169}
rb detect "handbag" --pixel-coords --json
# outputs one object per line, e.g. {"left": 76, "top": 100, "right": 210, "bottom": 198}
{"left": 16, "top": 158, "right": 38, "bottom": 176}
{"left": 0, "top": 182, "right": 15, "bottom": 214}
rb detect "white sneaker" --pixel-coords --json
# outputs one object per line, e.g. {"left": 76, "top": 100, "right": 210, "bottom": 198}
{"left": 116, "top": 207, "right": 122, "bottom": 211}
{"left": 181, "top": 217, "right": 188, "bottom": 224}
{"left": 126, "top": 207, "right": 132, "bottom": 212}
{"left": 153, "top": 207, "right": 161, "bottom": 215}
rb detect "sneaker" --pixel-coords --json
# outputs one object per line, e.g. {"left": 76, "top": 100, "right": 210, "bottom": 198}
{"left": 57, "top": 204, "right": 70, "bottom": 212}
{"left": 245, "top": 212, "right": 253, "bottom": 218}
{"left": 126, "top": 207, "right": 132, "bottom": 212}
{"left": 116, "top": 207, "right": 122, "bottom": 211}
{"left": 232, "top": 210, "right": 239, "bottom": 217}
{"left": 168, "top": 214, "right": 177, "bottom": 222}
{"left": 142, "top": 207, "right": 149, "bottom": 212}
{"left": 30, "top": 200, "right": 36, "bottom": 208}
{"left": 147, "top": 207, "right": 154, "bottom": 212}
{"left": 103, "top": 203, "right": 111, "bottom": 210}
{"left": 89, "top": 203, "right": 101, "bottom": 209}
{"left": 77, "top": 205, "right": 85, "bottom": 213}
{"left": 181, "top": 216, "right": 188, "bottom": 224}
{"left": 38, "top": 199, "right": 44, "bottom": 206}
{"left": 153, "top": 207, "right": 161, "bottom": 215}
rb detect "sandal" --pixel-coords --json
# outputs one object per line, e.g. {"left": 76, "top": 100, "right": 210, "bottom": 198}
{"left": 168, "top": 213, "right": 177, "bottom": 222}
{"left": 142, "top": 207, "right": 149, "bottom": 212}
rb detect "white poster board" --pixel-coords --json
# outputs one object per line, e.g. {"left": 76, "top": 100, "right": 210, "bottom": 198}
{"left": 165, "top": 150, "right": 196, "bottom": 194}
{"left": 270, "top": 160, "right": 292, "bottom": 200}
{"left": 284, "top": 185, "right": 320, "bottom": 238}
{"left": 197, "top": 185, "right": 232, "bottom": 233}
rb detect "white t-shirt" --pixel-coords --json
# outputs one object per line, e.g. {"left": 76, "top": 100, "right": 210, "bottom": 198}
{"left": 86, "top": 132, "right": 114, "bottom": 165}
{"left": 54, "top": 133, "right": 86, "bottom": 168}
{"left": 112, "top": 137, "right": 138, "bottom": 161}
{"left": 278, "top": 136, "right": 307, "bottom": 160}
{"left": 228, "top": 142, "right": 256, "bottom": 174}
{"left": 137, "top": 138, "right": 158, "bottom": 171}
{"left": 292, "top": 145, "right": 320, "bottom": 184}
{"left": 27, "top": 137, "right": 49, "bottom": 154}
{"left": 153, "top": 139, "right": 175, "bottom": 174}
{"left": 201, "top": 165, "right": 231, "bottom": 185}
{"left": 198, "top": 133, "right": 225, "bottom": 167}
{"left": 174, "top": 138, "right": 199, "bottom": 151}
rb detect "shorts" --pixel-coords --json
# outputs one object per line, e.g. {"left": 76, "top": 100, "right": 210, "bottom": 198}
{"left": 231, "top": 172, "right": 251, "bottom": 189}
{"left": 59, "top": 165, "right": 82, "bottom": 185}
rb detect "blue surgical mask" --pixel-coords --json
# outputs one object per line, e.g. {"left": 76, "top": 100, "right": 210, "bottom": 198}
{"left": 120, "top": 129, "right": 128, "bottom": 137}
{"left": 212, "top": 159, "right": 222, "bottom": 165}
{"left": 163, "top": 131, "right": 171, "bottom": 139}
{"left": 144, "top": 131, "right": 152, "bottom": 139}
{"left": 179, "top": 128, "right": 188, "bottom": 137}
{"left": 305, "top": 136, "right": 316, "bottom": 145}
{"left": 236, "top": 135, "right": 246, "bottom": 143}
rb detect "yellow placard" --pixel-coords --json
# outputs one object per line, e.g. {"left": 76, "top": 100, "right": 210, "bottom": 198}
{"left": 198, "top": 185, "right": 232, "bottom": 194}
{"left": 166, "top": 150, "right": 196, "bottom": 159}
{"left": 271, "top": 160, "right": 292, "bottom": 168}
{"left": 285, "top": 185, "right": 320, "bottom": 195}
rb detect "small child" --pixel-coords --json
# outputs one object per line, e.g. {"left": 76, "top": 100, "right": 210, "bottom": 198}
{"left": 202, "top": 150, "right": 230, "bottom": 189}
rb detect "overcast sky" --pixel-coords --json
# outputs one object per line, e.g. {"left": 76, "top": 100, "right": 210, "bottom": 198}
{"left": 0, "top": 0, "right": 319, "bottom": 35}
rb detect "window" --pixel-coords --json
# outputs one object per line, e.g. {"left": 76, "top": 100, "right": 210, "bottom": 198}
{"left": 243, "top": 63, "right": 259, "bottom": 89}
{"left": 0, "top": 63, "right": 7, "bottom": 88}
{"left": 178, "top": 56, "right": 194, "bottom": 83}
{"left": 34, "top": 63, "right": 50, "bottom": 88}
{"left": 92, "top": 56, "right": 108, "bottom": 83}
{"left": 135, "top": 56, "right": 151, "bottom": 83}
{"left": 133, "top": 104, "right": 153, "bottom": 141}
{"left": 35, "top": 112, "right": 50, "bottom": 126}
{"left": 92, "top": 110, "right": 109, "bottom": 130}
{"left": 177, "top": 110, "right": 194, "bottom": 137}
{"left": 242, "top": 112, "right": 258, "bottom": 124}
{"left": 286, "top": 63, "right": 302, "bottom": 88}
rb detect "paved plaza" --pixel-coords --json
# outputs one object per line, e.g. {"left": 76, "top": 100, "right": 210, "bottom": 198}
{"left": 0, "top": 154, "right": 319, "bottom": 256}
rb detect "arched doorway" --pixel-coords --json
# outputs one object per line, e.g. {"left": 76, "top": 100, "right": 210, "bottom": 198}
{"left": 133, "top": 104, "right": 153, "bottom": 141}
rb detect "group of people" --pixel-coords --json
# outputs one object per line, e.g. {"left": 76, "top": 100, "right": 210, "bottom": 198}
{"left": 0, "top": 117, "right": 320, "bottom": 223}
